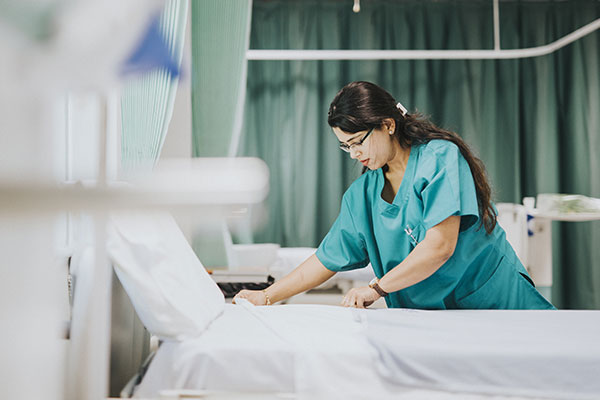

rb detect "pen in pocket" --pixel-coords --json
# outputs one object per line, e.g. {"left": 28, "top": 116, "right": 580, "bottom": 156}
{"left": 404, "top": 225, "right": 419, "bottom": 245}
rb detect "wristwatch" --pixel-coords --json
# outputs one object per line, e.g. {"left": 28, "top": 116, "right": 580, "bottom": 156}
{"left": 369, "top": 277, "right": 389, "bottom": 297}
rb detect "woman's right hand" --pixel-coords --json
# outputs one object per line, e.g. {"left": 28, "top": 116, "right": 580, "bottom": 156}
{"left": 232, "top": 254, "right": 335, "bottom": 306}
{"left": 232, "top": 289, "right": 268, "bottom": 306}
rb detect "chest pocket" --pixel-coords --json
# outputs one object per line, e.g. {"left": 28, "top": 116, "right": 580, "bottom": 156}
{"left": 404, "top": 222, "right": 426, "bottom": 250}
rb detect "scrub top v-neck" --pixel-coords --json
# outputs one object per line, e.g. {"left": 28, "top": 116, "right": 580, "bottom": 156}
{"left": 377, "top": 145, "right": 415, "bottom": 210}
{"left": 316, "top": 140, "right": 554, "bottom": 310}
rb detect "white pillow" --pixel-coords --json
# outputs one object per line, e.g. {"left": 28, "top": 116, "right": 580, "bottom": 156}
{"left": 107, "top": 211, "right": 224, "bottom": 341}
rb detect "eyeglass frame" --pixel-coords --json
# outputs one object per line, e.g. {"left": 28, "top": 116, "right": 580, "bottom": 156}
{"left": 339, "top": 127, "right": 374, "bottom": 153}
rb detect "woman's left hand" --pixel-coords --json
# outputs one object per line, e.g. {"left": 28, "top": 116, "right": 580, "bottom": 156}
{"left": 341, "top": 286, "right": 380, "bottom": 308}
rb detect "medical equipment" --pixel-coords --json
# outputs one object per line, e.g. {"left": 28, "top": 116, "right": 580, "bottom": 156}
{"left": 536, "top": 193, "right": 600, "bottom": 220}
{"left": 497, "top": 195, "right": 600, "bottom": 302}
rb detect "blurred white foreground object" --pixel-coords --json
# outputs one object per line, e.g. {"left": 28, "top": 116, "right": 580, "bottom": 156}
{"left": 0, "top": 0, "right": 165, "bottom": 182}
{"left": 138, "top": 157, "right": 270, "bottom": 206}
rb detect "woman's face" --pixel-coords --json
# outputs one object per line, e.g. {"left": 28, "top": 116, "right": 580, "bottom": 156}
{"left": 332, "top": 121, "right": 399, "bottom": 170}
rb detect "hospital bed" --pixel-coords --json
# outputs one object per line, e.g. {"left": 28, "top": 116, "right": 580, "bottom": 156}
{"left": 103, "top": 212, "right": 600, "bottom": 400}
{"left": 134, "top": 304, "right": 600, "bottom": 400}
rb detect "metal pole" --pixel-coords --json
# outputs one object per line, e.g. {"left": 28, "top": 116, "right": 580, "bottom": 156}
{"left": 247, "top": 18, "right": 600, "bottom": 60}
{"left": 493, "top": 0, "right": 501, "bottom": 51}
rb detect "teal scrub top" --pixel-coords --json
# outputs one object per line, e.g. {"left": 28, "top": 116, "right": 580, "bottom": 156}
{"left": 316, "top": 140, "right": 555, "bottom": 310}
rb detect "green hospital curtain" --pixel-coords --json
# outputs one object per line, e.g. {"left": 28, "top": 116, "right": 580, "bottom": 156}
{"left": 189, "top": 0, "right": 253, "bottom": 268}
{"left": 121, "top": 0, "right": 188, "bottom": 174}
{"left": 191, "top": 0, "right": 252, "bottom": 157}
{"left": 237, "top": 0, "right": 600, "bottom": 309}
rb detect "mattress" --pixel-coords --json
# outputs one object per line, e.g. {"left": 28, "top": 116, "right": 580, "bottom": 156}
{"left": 134, "top": 304, "right": 600, "bottom": 400}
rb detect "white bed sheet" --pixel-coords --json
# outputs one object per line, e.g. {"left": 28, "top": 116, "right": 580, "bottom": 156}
{"left": 135, "top": 303, "right": 390, "bottom": 399}
{"left": 366, "top": 309, "right": 600, "bottom": 400}
{"left": 134, "top": 304, "right": 600, "bottom": 400}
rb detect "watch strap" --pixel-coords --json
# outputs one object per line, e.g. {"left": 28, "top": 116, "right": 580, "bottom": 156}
{"left": 369, "top": 279, "right": 389, "bottom": 297}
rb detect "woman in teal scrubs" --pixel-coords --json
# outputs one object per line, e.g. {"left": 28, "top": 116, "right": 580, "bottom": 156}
{"left": 234, "top": 81, "right": 555, "bottom": 310}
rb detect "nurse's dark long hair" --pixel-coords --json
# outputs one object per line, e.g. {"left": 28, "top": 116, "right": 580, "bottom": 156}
{"left": 328, "top": 81, "right": 497, "bottom": 234}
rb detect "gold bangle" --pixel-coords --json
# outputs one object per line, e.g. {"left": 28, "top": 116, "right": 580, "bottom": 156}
{"left": 262, "top": 289, "right": 271, "bottom": 306}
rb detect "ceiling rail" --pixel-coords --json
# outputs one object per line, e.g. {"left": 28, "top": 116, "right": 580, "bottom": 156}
{"left": 246, "top": 17, "right": 600, "bottom": 61}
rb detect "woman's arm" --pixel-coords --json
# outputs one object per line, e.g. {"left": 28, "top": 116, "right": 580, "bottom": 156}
{"left": 233, "top": 253, "right": 336, "bottom": 305}
{"left": 379, "top": 215, "right": 460, "bottom": 292}
{"left": 343, "top": 215, "right": 460, "bottom": 308}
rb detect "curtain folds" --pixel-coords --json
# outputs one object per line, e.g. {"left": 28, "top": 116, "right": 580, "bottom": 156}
{"left": 120, "top": 0, "right": 188, "bottom": 175}
{"left": 191, "top": 0, "right": 252, "bottom": 157}
{"left": 238, "top": 0, "right": 600, "bottom": 308}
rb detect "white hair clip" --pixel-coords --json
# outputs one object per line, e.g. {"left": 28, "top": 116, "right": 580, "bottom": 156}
{"left": 396, "top": 102, "right": 408, "bottom": 116}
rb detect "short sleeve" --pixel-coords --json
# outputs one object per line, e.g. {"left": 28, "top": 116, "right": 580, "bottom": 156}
{"left": 316, "top": 195, "right": 369, "bottom": 272}
{"left": 417, "top": 141, "right": 480, "bottom": 232}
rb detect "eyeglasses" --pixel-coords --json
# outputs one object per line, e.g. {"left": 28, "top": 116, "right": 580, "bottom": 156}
{"left": 339, "top": 127, "right": 374, "bottom": 153}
